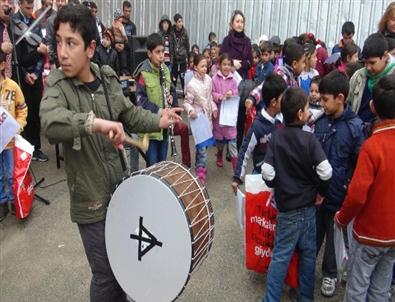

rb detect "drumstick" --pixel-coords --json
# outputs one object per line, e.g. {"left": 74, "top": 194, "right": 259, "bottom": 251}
{"left": 108, "top": 131, "right": 149, "bottom": 152}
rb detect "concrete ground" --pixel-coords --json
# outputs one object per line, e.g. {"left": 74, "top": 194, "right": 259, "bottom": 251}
{"left": 0, "top": 132, "right": 346, "bottom": 302}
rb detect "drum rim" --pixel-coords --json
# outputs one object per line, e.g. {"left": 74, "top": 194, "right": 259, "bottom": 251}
{"left": 106, "top": 162, "right": 205, "bottom": 302}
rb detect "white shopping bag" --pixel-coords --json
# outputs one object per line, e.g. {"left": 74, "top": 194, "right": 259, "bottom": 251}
{"left": 236, "top": 188, "right": 245, "bottom": 229}
{"left": 334, "top": 224, "right": 348, "bottom": 273}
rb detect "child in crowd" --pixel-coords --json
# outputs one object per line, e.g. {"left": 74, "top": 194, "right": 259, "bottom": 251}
{"left": 93, "top": 29, "right": 119, "bottom": 74}
{"left": 158, "top": 15, "right": 174, "bottom": 71}
{"left": 337, "top": 42, "right": 359, "bottom": 73}
{"left": 304, "top": 75, "right": 324, "bottom": 131}
{"left": 111, "top": 9, "right": 128, "bottom": 75}
{"left": 210, "top": 41, "right": 219, "bottom": 66}
{"left": 255, "top": 41, "right": 274, "bottom": 95}
{"left": 184, "top": 54, "right": 217, "bottom": 183}
{"left": 299, "top": 43, "right": 319, "bottom": 95}
{"left": 246, "top": 43, "right": 305, "bottom": 110}
{"left": 314, "top": 71, "right": 365, "bottom": 297}
{"left": 191, "top": 44, "right": 200, "bottom": 55}
{"left": 335, "top": 74, "right": 395, "bottom": 302}
{"left": 232, "top": 75, "right": 286, "bottom": 193}
{"left": 0, "top": 51, "right": 28, "bottom": 220}
{"left": 184, "top": 53, "right": 196, "bottom": 89}
{"left": 206, "top": 31, "right": 217, "bottom": 49}
{"left": 261, "top": 87, "right": 332, "bottom": 301}
{"left": 211, "top": 53, "right": 239, "bottom": 171}
{"left": 136, "top": 33, "right": 172, "bottom": 166}
{"left": 247, "top": 44, "right": 260, "bottom": 80}
{"left": 202, "top": 48, "right": 212, "bottom": 73}
{"left": 345, "top": 61, "right": 363, "bottom": 79}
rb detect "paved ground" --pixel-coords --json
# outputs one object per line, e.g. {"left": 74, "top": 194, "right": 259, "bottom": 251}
{"left": 0, "top": 131, "right": 347, "bottom": 302}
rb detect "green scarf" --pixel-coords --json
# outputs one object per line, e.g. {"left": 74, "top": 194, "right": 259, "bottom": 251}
{"left": 366, "top": 61, "right": 395, "bottom": 93}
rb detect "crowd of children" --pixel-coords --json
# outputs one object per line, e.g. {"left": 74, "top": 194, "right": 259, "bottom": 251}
{"left": 1, "top": 1, "right": 394, "bottom": 301}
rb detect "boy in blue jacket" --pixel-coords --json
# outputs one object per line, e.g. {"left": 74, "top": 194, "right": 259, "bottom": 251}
{"left": 231, "top": 75, "right": 286, "bottom": 193}
{"left": 314, "top": 70, "right": 365, "bottom": 297}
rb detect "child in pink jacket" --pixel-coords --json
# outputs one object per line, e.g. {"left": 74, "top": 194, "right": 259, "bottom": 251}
{"left": 211, "top": 53, "right": 239, "bottom": 171}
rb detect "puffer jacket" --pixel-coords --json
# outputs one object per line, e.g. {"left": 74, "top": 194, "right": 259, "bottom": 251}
{"left": 314, "top": 106, "right": 365, "bottom": 212}
{"left": 40, "top": 63, "right": 161, "bottom": 224}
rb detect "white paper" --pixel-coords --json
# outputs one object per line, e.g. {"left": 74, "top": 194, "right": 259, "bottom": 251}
{"left": 233, "top": 71, "right": 242, "bottom": 86}
{"left": 219, "top": 96, "right": 239, "bottom": 127}
{"left": 236, "top": 188, "right": 245, "bottom": 229}
{"left": 0, "top": 106, "right": 20, "bottom": 152}
{"left": 334, "top": 224, "right": 348, "bottom": 272}
{"left": 189, "top": 112, "right": 213, "bottom": 145}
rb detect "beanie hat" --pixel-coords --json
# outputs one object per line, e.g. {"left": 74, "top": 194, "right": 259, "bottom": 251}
{"left": 114, "top": 9, "right": 122, "bottom": 20}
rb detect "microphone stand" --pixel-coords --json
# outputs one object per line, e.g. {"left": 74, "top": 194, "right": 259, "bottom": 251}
{"left": 9, "top": 11, "right": 50, "bottom": 205}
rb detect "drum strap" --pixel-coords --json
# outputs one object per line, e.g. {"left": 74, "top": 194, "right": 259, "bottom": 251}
{"left": 99, "top": 67, "right": 127, "bottom": 171}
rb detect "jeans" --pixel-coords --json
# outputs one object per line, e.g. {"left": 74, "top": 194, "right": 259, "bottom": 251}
{"left": 0, "top": 149, "right": 14, "bottom": 204}
{"left": 316, "top": 206, "right": 337, "bottom": 278}
{"left": 195, "top": 146, "right": 207, "bottom": 168}
{"left": 263, "top": 206, "right": 316, "bottom": 302}
{"left": 344, "top": 242, "right": 395, "bottom": 302}
{"left": 78, "top": 220, "right": 127, "bottom": 302}
{"left": 146, "top": 137, "right": 169, "bottom": 167}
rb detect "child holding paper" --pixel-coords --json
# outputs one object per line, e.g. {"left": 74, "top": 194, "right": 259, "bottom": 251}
{"left": 184, "top": 54, "right": 217, "bottom": 183}
{"left": 0, "top": 51, "right": 27, "bottom": 220}
{"left": 212, "top": 53, "right": 238, "bottom": 171}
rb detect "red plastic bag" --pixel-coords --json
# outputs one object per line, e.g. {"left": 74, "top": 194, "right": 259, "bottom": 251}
{"left": 13, "top": 135, "right": 35, "bottom": 220}
{"left": 244, "top": 106, "right": 256, "bottom": 135}
{"left": 245, "top": 175, "right": 298, "bottom": 288}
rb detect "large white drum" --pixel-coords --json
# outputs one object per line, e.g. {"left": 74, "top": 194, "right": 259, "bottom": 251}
{"left": 105, "top": 161, "right": 215, "bottom": 302}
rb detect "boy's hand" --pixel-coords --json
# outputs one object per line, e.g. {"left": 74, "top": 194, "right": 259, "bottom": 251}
{"left": 231, "top": 181, "right": 239, "bottom": 195}
{"left": 189, "top": 110, "right": 197, "bottom": 119}
{"left": 37, "top": 43, "right": 47, "bottom": 55}
{"left": 159, "top": 107, "right": 183, "bottom": 128}
{"left": 315, "top": 193, "right": 324, "bottom": 206}
{"left": 92, "top": 118, "right": 125, "bottom": 150}
{"left": 245, "top": 98, "right": 253, "bottom": 110}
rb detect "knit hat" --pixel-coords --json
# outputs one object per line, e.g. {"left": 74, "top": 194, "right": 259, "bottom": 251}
{"left": 270, "top": 35, "right": 281, "bottom": 46}
{"left": 173, "top": 13, "right": 182, "bottom": 23}
{"left": 114, "top": 9, "right": 122, "bottom": 20}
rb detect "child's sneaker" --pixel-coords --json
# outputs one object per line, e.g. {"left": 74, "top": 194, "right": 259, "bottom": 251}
{"left": 321, "top": 277, "right": 337, "bottom": 297}
{"left": 196, "top": 167, "right": 206, "bottom": 184}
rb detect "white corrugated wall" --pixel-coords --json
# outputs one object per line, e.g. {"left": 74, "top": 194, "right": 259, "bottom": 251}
{"left": 95, "top": 0, "right": 388, "bottom": 51}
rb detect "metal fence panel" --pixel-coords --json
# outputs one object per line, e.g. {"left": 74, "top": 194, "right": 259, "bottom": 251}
{"left": 96, "top": 0, "right": 390, "bottom": 51}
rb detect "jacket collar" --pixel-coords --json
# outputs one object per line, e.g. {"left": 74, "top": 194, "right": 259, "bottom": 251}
{"left": 216, "top": 70, "right": 234, "bottom": 80}
{"left": 372, "top": 119, "right": 395, "bottom": 135}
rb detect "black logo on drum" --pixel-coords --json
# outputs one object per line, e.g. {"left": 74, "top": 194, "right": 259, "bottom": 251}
{"left": 130, "top": 216, "right": 163, "bottom": 261}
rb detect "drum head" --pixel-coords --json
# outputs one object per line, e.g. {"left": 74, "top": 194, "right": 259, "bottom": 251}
{"left": 105, "top": 175, "right": 192, "bottom": 302}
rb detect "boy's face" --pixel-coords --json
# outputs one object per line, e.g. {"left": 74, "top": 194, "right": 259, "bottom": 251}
{"left": 175, "top": 19, "right": 183, "bottom": 31}
{"left": 19, "top": 0, "right": 34, "bottom": 18}
{"left": 148, "top": 45, "right": 164, "bottom": 68}
{"left": 123, "top": 6, "right": 131, "bottom": 20}
{"left": 270, "top": 94, "right": 282, "bottom": 115}
{"left": 102, "top": 36, "right": 111, "bottom": 48}
{"left": 56, "top": 22, "right": 95, "bottom": 80}
{"left": 365, "top": 54, "right": 388, "bottom": 76}
{"left": 261, "top": 51, "right": 271, "bottom": 63}
{"left": 161, "top": 21, "right": 169, "bottom": 32}
{"left": 299, "top": 103, "right": 310, "bottom": 123}
{"left": 342, "top": 33, "right": 354, "bottom": 44}
{"left": 309, "top": 83, "right": 320, "bottom": 103}
{"left": 252, "top": 52, "right": 259, "bottom": 65}
{"left": 320, "top": 93, "right": 344, "bottom": 116}
{"left": 292, "top": 56, "right": 306, "bottom": 76}
{"left": 210, "top": 46, "right": 218, "bottom": 59}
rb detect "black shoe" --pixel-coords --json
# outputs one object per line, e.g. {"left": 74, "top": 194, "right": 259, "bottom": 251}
{"left": 32, "top": 150, "right": 48, "bottom": 162}
{"left": 0, "top": 203, "right": 9, "bottom": 221}
{"left": 9, "top": 203, "right": 15, "bottom": 215}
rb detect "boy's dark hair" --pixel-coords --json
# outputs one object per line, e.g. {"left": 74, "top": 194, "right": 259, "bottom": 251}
{"left": 20, "top": 0, "right": 34, "bottom": 4}
{"left": 311, "top": 75, "right": 321, "bottom": 87}
{"left": 341, "top": 42, "right": 358, "bottom": 62}
{"left": 0, "top": 50, "right": 6, "bottom": 63}
{"left": 319, "top": 70, "right": 349, "bottom": 99}
{"left": 54, "top": 4, "right": 96, "bottom": 49}
{"left": 193, "top": 54, "right": 206, "bottom": 66}
{"left": 362, "top": 33, "right": 388, "bottom": 59}
{"left": 345, "top": 62, "right": 363, "bottom": 79}
{"left": 202, "top": 48, "right": 210, "bottom": 56}
{"left": 341, "top": 21, "right": 355, "bottom": 35}
{"left": 209, "top": 41, "right": 218, "bottom": 49}
{"left": 251, "top": 44, "right": 260, "bottom": 56}
{"left": 262, "top": 74, "right": 287, "bottom": 107}
{"left": 260, "top": 41, "right": 272, "bottom": 53}
{"left": 122, "top": 1, "right": 131, "bottom": 9}
{"left": 82, "top": 1, "right": 96, "bottom": 10}
{"left": 284, "top": 43, "right": 304, "bottom": 66}
{"left": 302, "top": 43, "right": 316, "bottom": 58}
{"left": 281, "top": 87, "right": 308, "bottom": 124}
{"left": 146, "top": 33, "right": 164, "bottom": 51}
{"left": 372, "top": 74, "right": 395, "bottom": 119}
{"left": 208, "top": 32, "right": 216, "bottom": 41}
{"left": 218, "top": 53, "right": 233, "bottom": 66}
{"left": 174, "top": 13, "right": 182, "bottom": 23}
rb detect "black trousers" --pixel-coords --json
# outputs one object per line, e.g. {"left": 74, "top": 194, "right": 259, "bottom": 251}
{"left": 78, "top": 220, "right": 127, "bottom": 302}
{"left": 21, "top": 76, "right": 43, "bottom": 150}
{"left": 316, "top": 206, "right": 337, "bottom": 279}
{"left": 171, "top": 62, "right": 186, "bottom": 91}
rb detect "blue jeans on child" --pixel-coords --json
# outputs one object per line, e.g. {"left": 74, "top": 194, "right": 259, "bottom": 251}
{"left": 344, "top": 242, "right": 395, "bottom": 302}
{"left": 263, "top": 206, "right": 316, "bottom": 302}
{"left": 195, "top": 146, "right": 207, "bottom": 168}
{"left": 0, "top": 149, "right": 14, "bottom": 205}
{"left": 146, "top": 137, "right": 169, "bottom": 167}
